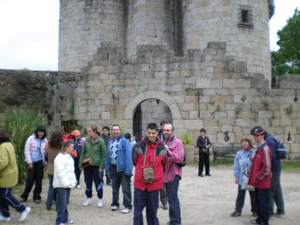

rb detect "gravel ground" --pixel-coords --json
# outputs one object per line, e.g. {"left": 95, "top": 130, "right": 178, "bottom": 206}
{"left": 7, "top": 165, "right": 300, "bottom": 225}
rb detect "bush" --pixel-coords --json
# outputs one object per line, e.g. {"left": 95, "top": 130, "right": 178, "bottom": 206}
{"left": 181, "top": 131, "right": 193, "bottom": 146}
{"left": 3, "top": 91, "right": 22, "bottom": 106}
{"left": 0, "top": 106, "right": 48, "bottom": 183}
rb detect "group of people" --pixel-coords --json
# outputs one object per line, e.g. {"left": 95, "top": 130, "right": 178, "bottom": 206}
{"left": 231, "top": 126, "right": 286, "bottom": 225}
{"left": 0, "top": 122, "right": 185, "bottom": 225}
{"left": 0, "top": 123, "right": 286, "bottom": 225}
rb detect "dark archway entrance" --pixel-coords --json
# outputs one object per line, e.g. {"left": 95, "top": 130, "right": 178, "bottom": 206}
{"left": 133, "top": 99, "right": 173, "bottom": 142}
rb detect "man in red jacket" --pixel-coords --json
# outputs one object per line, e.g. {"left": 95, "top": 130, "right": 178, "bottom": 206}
{"left": 249, "top": 127, "right": 272, "bottom": 225}
{"left": 132, "top": 123, "right": 168, "bottom": 225}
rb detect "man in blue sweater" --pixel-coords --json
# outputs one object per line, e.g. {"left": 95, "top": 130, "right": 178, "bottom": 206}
{"left": 252, "top": 126, "right": 285, "bottom": 219}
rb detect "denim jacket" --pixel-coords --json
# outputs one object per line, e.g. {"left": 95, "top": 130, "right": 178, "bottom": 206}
{"left": 233, "top": 148, "right": 255, "bottom": 186}
{"left": 105, "top": 135, "right": 133, "bottom": 176}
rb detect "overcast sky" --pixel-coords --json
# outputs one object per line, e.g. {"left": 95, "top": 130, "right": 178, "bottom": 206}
{"left": 0, "top": 0, "right": 299, "bottom": 71}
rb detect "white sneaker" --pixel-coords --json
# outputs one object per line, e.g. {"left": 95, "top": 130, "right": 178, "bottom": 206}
{"left": 76, "top": 184, "right": 81, "bottom": 189}
{"left": 98, "top": 199, "right": 103, "bottom": 208}
{"left": 0, "top": 215, "right": 11, "bottom": 222}
{"left": 111, "top": 205, "right": 119, "bottom": 211}
{"left": 19, "top": 207, "right": 31, "bottom": 221}
{"left": 122, "top": 208, "right": 131, "bottom": 214}
{"left": 82, "top": 198, "right": 92, "bottom": 207}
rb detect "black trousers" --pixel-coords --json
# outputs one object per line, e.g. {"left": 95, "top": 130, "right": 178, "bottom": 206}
{"left": 235, "top": 185, "right": 257, "bottom": 214}
{"left": 255, "top": 188, "right": 270, "bottom": 225}
{"left": 198, "top": 152, "right": 210, "bottom": 175}
{"left": 73, "top": 157, "right": 81, "bottom": 185}
{"left": 20, "top": 160, "right": 43, "bottom": 201}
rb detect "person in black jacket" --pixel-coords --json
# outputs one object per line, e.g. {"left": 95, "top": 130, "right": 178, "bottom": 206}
{"left": 196, "top": 128, "right": 211, "bottom": 177}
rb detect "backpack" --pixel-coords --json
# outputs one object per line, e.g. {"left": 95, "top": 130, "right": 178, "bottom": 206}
{"left": 272, "top": 137, "right": 287, "bottom": 160}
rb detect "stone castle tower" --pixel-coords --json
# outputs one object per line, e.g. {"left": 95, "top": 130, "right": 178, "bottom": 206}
{"left": 59, "top": 0, "right": 274, "bottom": 81}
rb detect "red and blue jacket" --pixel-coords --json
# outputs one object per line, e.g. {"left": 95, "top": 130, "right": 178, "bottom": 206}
{"left": 133, "top": 137, "right": 167, "bottom": 192}
{"left": 248, "top": 142, "right": 272, "bottom": 189}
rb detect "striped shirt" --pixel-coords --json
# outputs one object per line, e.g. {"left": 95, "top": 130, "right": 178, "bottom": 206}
{"left": 163, "top": 136, "right": 184, "bottom": 183}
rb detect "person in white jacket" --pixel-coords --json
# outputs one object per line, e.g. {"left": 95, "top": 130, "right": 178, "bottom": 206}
{"left": 53, "top": 140, "right": 77, "bottom": 225}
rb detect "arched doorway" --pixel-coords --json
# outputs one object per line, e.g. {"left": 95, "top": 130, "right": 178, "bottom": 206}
{"left": 133, "top": 99, "right": 173, "bottom": 141}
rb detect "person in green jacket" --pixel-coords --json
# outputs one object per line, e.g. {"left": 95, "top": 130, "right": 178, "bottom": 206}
{"left": 0, "top": 129, "right": 31, "bottom": 222}
{"left": 79, "top": 125, "right": 106, "bottom": 208}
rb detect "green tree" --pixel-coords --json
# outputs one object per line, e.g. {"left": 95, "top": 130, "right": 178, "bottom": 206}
{"left": 272, "top": 8, "right": 300, "bottom": 76}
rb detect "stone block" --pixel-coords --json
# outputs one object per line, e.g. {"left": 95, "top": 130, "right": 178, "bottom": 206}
{"left": 258, "top": 111, "right": 273, "bottom": 119}
{"left": 186, "top": 120, "right": 203, "bottom": 130}
{"left": 211, "top": 79, "right": 223, "bottom": 88}
{"left": 235, "top": 119, "right": 250, "bottom": 127}
{"left": 285, "top": 126, "right": 297, "bottom": 135}
{"left": 222, "top": 125, "right": 233, "bottom": 132}
{"left": 179, "top": 103, "right": 195, "bottom": 111}
{"left": 199, "top": 111, "right": 211, "bottom": 119}
{"left": 184, "top": 146, "right": 196, "bottom": 164}
{"left": 220, "top": 95, "right": 233, "bottom": 103}
{"left": 214, "top": 111, "right": 227, "bottom": 119}
{"left": 223, "top": 79, "right": 236, "bottom": 88}
{"left": 197, "top": 79, "right": 211, "bottom": 88}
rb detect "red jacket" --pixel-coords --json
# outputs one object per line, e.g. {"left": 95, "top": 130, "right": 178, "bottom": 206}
{"left": 133, "top": 137, "right": 167, "bottom": 191}
{"left": 248, "top": 142, "right": 272, "bottom": 189}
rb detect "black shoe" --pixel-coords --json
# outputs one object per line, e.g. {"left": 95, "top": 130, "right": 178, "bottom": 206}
{"left": 198, "top": 175, "right": 204, "bottom": 177}
{"left": 206, "top": 174, "right": 211, "bottom": 176}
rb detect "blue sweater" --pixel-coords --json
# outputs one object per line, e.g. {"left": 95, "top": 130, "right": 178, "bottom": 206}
{"left": 233, "top": 149, "right": 256, "bottom": 186}
{"left": 264, "top": 132, "right": 281, "bottom": 172}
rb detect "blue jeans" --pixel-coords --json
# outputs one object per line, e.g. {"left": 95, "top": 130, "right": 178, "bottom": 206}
{"left": 0, "top": 188, "right": 26, "bottom": 217}
{"left": 46, "top": 174, "right": 56, "bottom": 208}
{"left": 165, "top": 175, "right": 181, "bottom": 225}
{"left": 133, "top": 188, "right": 159, "bottom": 225}
{"left": 55, "top": 188, "right": 70, "bottom": 225}
{"left": 110, "top": 165, "right": 131, "bottom": 209}
{"left": 269, "top": 170, "right": 285, "bottom": 215}
{"left": 84, "top": 166, "right": 103, "bottom": 199}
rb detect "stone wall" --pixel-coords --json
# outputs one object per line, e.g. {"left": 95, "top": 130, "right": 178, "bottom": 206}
{"left": 48, "top": 42, "right": 300, "bottom": 160}
{"left": 0, "top": 69, "right": 77, "bottom": 113}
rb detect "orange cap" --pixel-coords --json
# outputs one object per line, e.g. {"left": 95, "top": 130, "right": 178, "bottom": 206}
{"left": 72, "top": 130, "right": 81, "bottom": 136}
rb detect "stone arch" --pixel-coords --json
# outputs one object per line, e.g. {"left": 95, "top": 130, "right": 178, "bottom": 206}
{"left": 124, "top": 90, "right": 181, "bottom": 121}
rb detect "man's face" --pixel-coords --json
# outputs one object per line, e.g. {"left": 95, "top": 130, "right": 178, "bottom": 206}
{"left": 146, "top": 129, "right": 158, "bottom": 143}
{"left": 160, "top": 123, "right": 166, "bottom": 129}
{"left": 200, "top": 131, "right": 205, "bottom": 137}
{"left": 253, "top": 135, "right": 264, "bottom": 144}
{"left": 103, "top": 129, "right": 109, "bottom": 136}
{"left": 112, "top": 126, "right": 120, "bottom": 139}
{"left": 163, "top": 124, "right": 174, "bottom": 140}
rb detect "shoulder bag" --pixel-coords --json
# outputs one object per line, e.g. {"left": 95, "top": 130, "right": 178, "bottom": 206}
{"left": 82, "top": 144, "right": 98, "bottom": 168}
{"left": 143, "top": 144, "right": 156, "bottom": 183}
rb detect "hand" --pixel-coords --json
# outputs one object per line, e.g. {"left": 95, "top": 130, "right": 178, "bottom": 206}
{"left": 79, "top": 167, "right": 83, "bottom": 171}
{"left": 28, "top": 164, "right": 33, "bottom": 169}
{"left": 164, "top": 145, "right": 169, "bottom": 152}
{"left": 235, "top": 178, "right": 239, "bottom": 184}
{"left": 107, "top": 172, "right": 110, "bottom": 178}
{"left": 99, "top": 168, "right": 103, "bottom": 173}
{"left": 249, "top": 156, "right": 254, "bottom": 161}
{"left": 43, "top": 165, "right": 47, "bottom": 171}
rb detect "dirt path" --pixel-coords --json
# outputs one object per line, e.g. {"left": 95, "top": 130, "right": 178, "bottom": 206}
{"left": 9, "top": 165, "right": 300, "bottom": 225}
